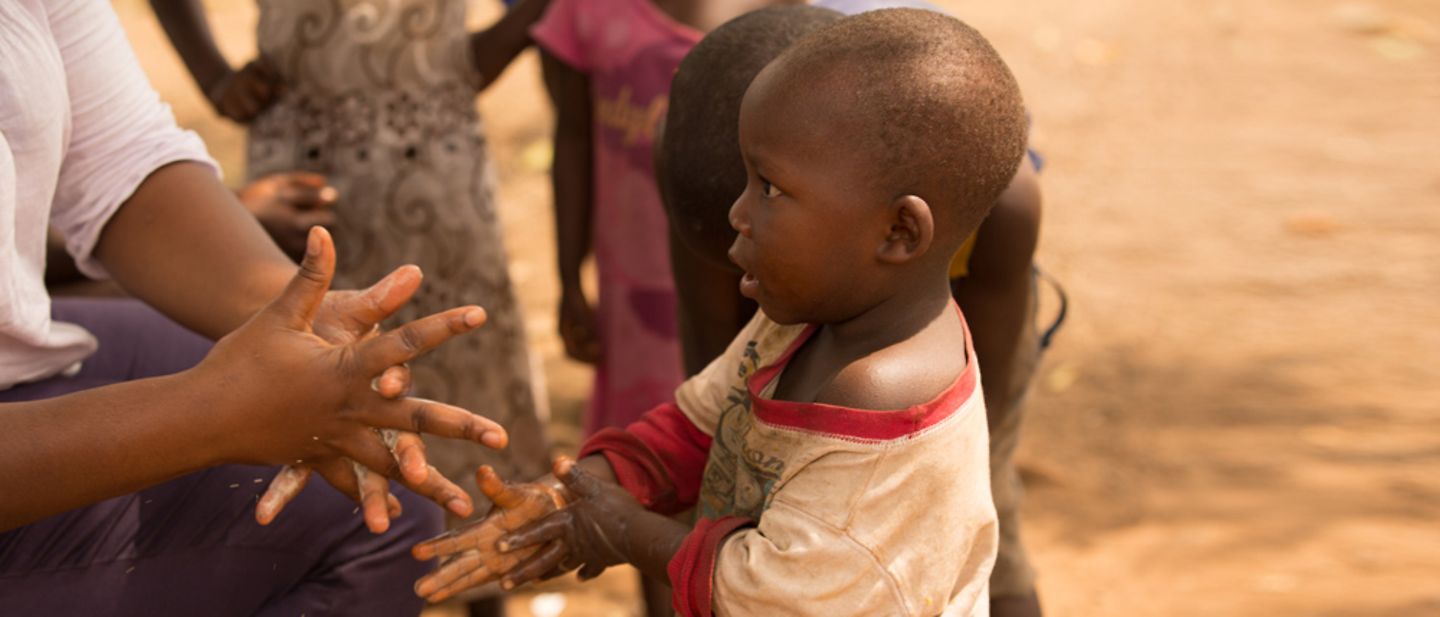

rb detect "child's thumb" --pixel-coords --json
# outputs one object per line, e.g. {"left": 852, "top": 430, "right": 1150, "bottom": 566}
{"left": 266, "top": 226, "right": 335, "bottom": 327}
{"left": 554, "top": 457, "right": 602, "bottom": 499}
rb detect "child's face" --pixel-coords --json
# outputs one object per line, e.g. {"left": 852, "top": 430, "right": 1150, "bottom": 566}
{"left": 727, "top": 67, "right": 889, "bottom": 325}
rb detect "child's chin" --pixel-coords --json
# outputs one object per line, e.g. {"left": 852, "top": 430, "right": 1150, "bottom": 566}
{"left": 758, "top": 302, "right": 807, "bottom": 326}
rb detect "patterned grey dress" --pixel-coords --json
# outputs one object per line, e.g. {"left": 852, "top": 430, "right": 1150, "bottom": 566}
{"left": 247, "top": 0, "right": 551, "bottom": 505}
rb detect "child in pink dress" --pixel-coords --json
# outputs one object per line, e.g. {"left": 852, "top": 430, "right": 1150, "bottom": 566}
{"left": 531, "top": 0, "right": 703, "bottom": 436}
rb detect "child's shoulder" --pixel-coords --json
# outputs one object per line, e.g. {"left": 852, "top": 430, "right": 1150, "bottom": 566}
{"left": 814, "top": 316, "right": 971, "bottom": 412}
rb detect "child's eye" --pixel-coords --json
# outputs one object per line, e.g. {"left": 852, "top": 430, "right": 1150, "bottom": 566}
{"left": 760, "top": 177, "right": 782, "bottom": 199}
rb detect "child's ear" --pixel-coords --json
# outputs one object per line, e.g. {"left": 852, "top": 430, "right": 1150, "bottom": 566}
{"left": 876, "top": 195, "right": 934, "bottom": 264}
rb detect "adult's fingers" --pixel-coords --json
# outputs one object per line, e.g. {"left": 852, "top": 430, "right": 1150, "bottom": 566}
{"left": 264, "top": 226, "right": 335, "bottom": 329}
{"left": 400, "top": 463, "right": 474, "bottom": 519}
{"left": 353, "top": 395, "right": 507, "bottom": 449}
{"left": 374, "top": 364, "right": 412, "bottom": 399}
{"left": 352, "top": 459, "right": 396, "bottom": 534}
{"left": 497, "top": 512, "right": 568, "bottom": 553}
{"left": 391, "top": 430, "right": 427, "bottom": 481}
{"left": 476, "top": 466, "right": 527, "bottom": 510}
{"left": 336, "top": 429, "right": 404, "bottom": 483}
{"left": 255, "top": 465, "right": 312, "bottom": 525}
{"left": 354, "top": 306, "right": 486, "bottom": 374}
{"left": 330, "top": 266, "right": 424, "bottom": 340}
{"left": 500, "top": 541, "right": 569, "bottom": 591}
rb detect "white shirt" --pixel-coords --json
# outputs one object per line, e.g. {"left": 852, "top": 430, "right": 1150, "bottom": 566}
{"left": 0, "top": 0, "right": 216, "bottom": 389}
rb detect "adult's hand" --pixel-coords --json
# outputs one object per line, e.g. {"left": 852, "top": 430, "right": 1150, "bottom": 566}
{"left": 195, "top": 227, "right": 508, "bottom": 506}
{"left": 237, "top": 172, "right": 338, "bottom": 260}
{"left": 411, "top": 466, "right": 571, "bottom": 603}
{"left": 255, "top": 263, "right": 478, "bottom": 533}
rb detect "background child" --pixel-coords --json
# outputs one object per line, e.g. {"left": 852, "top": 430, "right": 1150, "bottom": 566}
{"left": 150, "top": 0, "right": 556, "bottom": 515}
{"left": 659, "top": 3, "right": 1057, "bottom": 615}
{"left": 530, "top": 0, "right": 805, "bottom": 435}
{"left": 414, "top": 9, "right": 1031, "bottom": 615}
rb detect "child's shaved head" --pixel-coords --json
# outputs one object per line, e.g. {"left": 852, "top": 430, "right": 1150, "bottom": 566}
{"left": 660, "top": 5, "right": 844, "bottom": 268}
{"left": 756, "top": 8, "right": 1028, "bottom": 245}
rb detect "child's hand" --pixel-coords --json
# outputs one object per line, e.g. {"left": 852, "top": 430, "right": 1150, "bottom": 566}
{"left": 557, "top": 288, "right": 600, "bottom": 364}
{"left": 493, "top": 456, "right": 647, "bottom": 590}
{"left": 207, "top": 58, "right": 282, "bottom": 123}
{"left": 411, "top": 466, "right": 570, "bottom": 603}
{"left": 238, "top": 172, "right": 338, "bottom": 260}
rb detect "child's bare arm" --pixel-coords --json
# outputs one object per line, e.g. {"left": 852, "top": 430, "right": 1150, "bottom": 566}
{"left": 541, "top": 51, "right": 600, "bottom": 363}
{"left": 468, "top": 0, "right": 554, "bottom": 90}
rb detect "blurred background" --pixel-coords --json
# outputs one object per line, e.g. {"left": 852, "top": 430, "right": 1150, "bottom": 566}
{"left": 111, "top": 0, "right": 1439, "bottom": 615}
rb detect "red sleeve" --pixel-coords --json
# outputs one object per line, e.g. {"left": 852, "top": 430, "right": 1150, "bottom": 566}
{"left": 668, "top": 516, "right": 756, "bottom": 617}
{"left": 578, "top": 402, "right": 712, "bottom": 515}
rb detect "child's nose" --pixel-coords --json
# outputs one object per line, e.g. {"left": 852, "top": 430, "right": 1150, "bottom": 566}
{"left": 729, "top": 196, "right": 751, "bottom": 237}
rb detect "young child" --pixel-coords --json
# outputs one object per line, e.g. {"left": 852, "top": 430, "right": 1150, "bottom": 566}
{"left": 531, "top": 2, "right": 801, "bottom": 610}
{"left": 661, "top": 3, "right": 1056, "bottom": 615}
{"left": 414, "top": 9, "right": 1030, "bottom": 615}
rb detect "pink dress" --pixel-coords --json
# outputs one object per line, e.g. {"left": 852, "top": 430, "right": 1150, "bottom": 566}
{"left": 532, "top": 0, "right": 702, "bottom": 435}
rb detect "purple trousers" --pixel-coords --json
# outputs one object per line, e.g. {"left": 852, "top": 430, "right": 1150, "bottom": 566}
{"left": 0, "top": 298, "right": 440, "bottom": 616}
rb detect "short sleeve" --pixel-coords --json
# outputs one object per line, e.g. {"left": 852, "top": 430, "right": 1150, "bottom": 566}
{"left": 46, "top": 0, "right": 218, "bottom": 279}
{"left": 679, "top": 502, "right": 907, "bottom": 617}
{"left": 529, "top": 0, "right": 593, "bottom": 72}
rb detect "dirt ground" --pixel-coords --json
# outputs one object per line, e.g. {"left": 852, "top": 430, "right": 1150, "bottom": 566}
{"left": 112, "top": 0, "right": 1440, "bottom": 615}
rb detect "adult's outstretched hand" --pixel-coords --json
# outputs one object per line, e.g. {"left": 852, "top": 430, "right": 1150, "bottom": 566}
{"left": 191, "top": 227, "right": 506, "bottom": 528}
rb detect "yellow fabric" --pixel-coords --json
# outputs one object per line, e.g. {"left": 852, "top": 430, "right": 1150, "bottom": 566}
{"left": 948, "top": 231, "right": 979, "bottom": 280}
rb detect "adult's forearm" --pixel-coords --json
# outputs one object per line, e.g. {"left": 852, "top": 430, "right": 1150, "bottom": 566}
{"left": 0, "top": 371, "right": 222, "bottom": 531}
{"left": 94, "top": 162, "right": 295, "bottom": 339}
{"left": 149, "top": 0, "right": 234, "bottom": 93}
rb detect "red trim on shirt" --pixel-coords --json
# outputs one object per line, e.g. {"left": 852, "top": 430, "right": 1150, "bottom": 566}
{"left": 747, "top": 306, "right": 980, "bottom": 441}
{"left": 579, "top": 403, "right": 712, "bottom": 514}
{"left": 669, "top": 516, "right": 756, "bottom": 617}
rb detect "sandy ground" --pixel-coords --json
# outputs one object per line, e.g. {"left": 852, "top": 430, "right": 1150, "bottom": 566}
{"left": 110, "top": 0, "right": 1440, "bottom": 615}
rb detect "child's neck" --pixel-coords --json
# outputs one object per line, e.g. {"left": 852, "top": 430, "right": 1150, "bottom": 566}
{"left": 772, "top": 271, "right": 962, "bottom": 408}
{"left": 822, "top": 271, "right": 955, "bottom": 357}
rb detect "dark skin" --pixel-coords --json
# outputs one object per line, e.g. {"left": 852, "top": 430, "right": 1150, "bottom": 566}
{"left": 539, "top": 4, "right": 800, "bottom": 614}
{"left": 415, "top": 50, "right": 977, "bottom": 599}
{"left": 3, "top": 162, "right": 508, "bottom": 531}
{"left": 146, "top": 0, "right": 557, "bottom": 538}
{"left": 541, "top": 0, "right": 804, "bottom": 366}
{"left": 46, "top": 172, "right": 340, "bottom": 289}
{"left": 663, "top": 129, "right": 1045, "bottom": 617}
{"left": 150, "top": 0, "right": 553, "bottom": 124}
